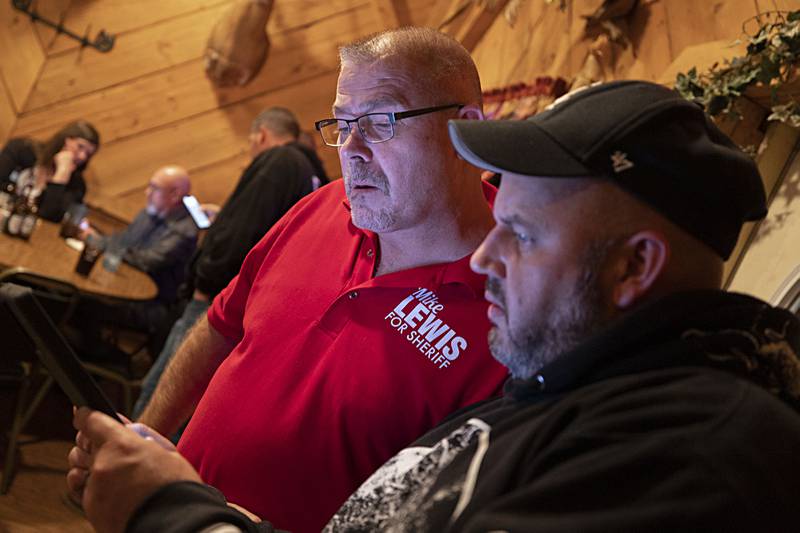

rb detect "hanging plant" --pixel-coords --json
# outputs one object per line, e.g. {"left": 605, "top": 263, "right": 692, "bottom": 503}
{"left": 675, "top": 10, "right": 800, "bottom": 127}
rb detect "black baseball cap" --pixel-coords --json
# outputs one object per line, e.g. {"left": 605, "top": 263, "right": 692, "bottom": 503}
{"left": 448, "top": 80, "right": 767, "bottom": 260}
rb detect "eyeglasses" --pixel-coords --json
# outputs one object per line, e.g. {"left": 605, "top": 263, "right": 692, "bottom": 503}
{"left": 147, "top": 182, "right": 172, "bottom": 192}
{"left": 314, "top": 103, "right": 463, "bottom": 147}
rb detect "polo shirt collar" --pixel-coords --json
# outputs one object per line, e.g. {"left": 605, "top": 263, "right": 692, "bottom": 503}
{"left": 339, "top": 180, "right": 496, "bottom": 299}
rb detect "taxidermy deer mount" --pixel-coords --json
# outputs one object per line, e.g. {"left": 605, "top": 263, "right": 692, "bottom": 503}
{"left": 204, "top": 0, "right": 274, "bottom": 87}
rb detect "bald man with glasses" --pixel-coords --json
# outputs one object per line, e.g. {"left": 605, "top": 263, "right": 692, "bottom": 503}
{"left": 133, "top": 27, "right": 507, "bottom": 533}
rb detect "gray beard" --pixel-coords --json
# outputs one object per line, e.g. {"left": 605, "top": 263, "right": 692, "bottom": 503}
{"left": 345, "top": 164, "right": 395, "bottom": 232}
{"left": 488, "top": 240, "right": 614, "bottom": 380}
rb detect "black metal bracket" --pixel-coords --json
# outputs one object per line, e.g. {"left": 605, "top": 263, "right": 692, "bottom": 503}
{"left": 11, "top": 0, "right": 115, "bottom": 53}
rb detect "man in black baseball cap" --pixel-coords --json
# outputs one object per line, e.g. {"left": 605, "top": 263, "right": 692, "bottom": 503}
{"left": 448, "top": 79, "right": 776, "bottom": 378}
{"left": 66, "top": 81, "right": 800, "bottom": 532}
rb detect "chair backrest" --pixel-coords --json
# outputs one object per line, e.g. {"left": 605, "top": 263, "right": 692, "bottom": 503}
{"left": 0, "top": 268, "right": 80, "bottom": 327}
{"left": 0, "top": 282, "right": 39, "bottom": 372}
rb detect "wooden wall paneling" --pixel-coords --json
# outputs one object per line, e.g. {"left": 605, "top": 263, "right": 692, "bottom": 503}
{"left": 91, "top": 70, "right": 339, "bottom": 203}
{"left": 425, "top": 0, "right": 463, "bottom": 28}
{"left": 24, "top": 3, "right": 232, "bottom": 111}
{"left": 469, "top": 13, "right": 514, "bottom": 90}
{"left": 435, "top": 0, "right": 473, "bottom": 40}
{"left": 663, "top": 0, "right": 760, "bottom": 61}
{"left": 754, "top": 0, "right": 775, "bottom": 13}
{"left": 111, "top": 144, "right": 341, "bottom": 223}
{"left": 776, "top": 0, "right": 800, "bottom": 11}
{"left": 110, "top": 152, "right": 253, "bottom": 222}
{"left": 657, "top": 39, "right": 748, "bottom": 86}
{"left": 454, "top": 0, "right": 509, "bottom": 52}
{"left": 0, "top": 1, "right": 45, "bottom": 113}
{"left": 724, "top": 122, "right": 800, "bottom": 289}
{"left": 267, "top": 0, "right": 374, "bottom": 34}
{"left": 397, "top": 0, "right": 438, "bottom": 27}
{"left": 568, "top": 0, "right": 672, "bottom": 83}
{"left": 624, "top": 0, "right": 673, "bottom": 82}
{"left": 15, "top": 60, "right": 220, "bottom": 143}
{"left": 567, "top": 0, "right": 604, "bottom": 77}
{"left": 472, "top": 0, "right": 566, "bottom": 89}
{"left": 89, "top": 190, "right": 146, "bottom": 225}
{"left": 28, "top": 0, "right": 73, "bottom": 54}
{"left": 41, "top": 0, "right": 364, "bottom": 56}
{"left": 509, "top": 1, "right": 573, "bottom": 80}
{"left": 755, "top": 0, "right": 800, "bottom": 14}
{"left": 0, "top": 76, "right": 15, "bottom": 144}
{"left": 371, "top": 0, "right": 406, "bottom": 28}
{"left": 37, "top": 0, "right": 232, "bottom": 56}
{"left": 14, "top": 2, "right": 378, "bottom": 144}
{"left": 187, "top": 145, "right": 340, "bottom": 209}
{"left": 184, "top": 152, "right": 254, "bottom": 207}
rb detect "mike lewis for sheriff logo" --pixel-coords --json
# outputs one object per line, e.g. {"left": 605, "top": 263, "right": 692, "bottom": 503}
{"left": 384, "top": 288, "right": 467, "bottom": 369}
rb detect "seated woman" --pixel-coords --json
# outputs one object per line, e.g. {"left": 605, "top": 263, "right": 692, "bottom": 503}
{"left": 0, "top": 120, "right": 100, "bottom": 222}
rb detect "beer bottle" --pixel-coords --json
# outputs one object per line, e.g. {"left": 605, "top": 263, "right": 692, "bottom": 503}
{"left": 18, "top": 197, "right": 38, "bottom": 240}
{"left": 5, "top": 193, "right": 26, "bottom": 237}
{"left": 0, "top": 180, "right": 16, "bottom": 229}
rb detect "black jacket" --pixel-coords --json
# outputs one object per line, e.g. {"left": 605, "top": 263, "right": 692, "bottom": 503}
{"left": 128, "top": 290, "right": 800, "bottom": 532}
{"left": 0, "top": 137, "right": 87, "bottom": 222}
{"left": 107, "top": 208, "right": 198, "bottom": 304}
{"left": 188, "top": 142, "right": 318, "bottom": 298}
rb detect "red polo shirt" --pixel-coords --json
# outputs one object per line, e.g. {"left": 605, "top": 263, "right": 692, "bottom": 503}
{"left": 178, "top": 180, "right": 507, "bottom": 533}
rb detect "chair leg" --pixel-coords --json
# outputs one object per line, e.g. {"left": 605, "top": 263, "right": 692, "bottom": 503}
{"left": 1, "top": 370, "right": 54, "bottom": 495}
{"left": 19, "top": 375, "right": 55, "bottom": 430}
{"left": 123, "top": 383, "right": 135, "bottom": 419}
{"left": 2, "top": 372, "right": 31, "bottom": 495}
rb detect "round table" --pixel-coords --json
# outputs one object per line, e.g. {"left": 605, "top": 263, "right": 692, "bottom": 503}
{"left": 0, "top": 219, "right": 157, "bottom": 301}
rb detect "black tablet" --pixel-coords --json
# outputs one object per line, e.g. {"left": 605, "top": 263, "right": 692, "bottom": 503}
{"left": 0, "top": 282, "right": 123, "bottom": 423}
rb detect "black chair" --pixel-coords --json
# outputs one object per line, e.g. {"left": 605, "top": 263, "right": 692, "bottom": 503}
{"left": 0, "top": 270, "right": 150, "bottom": 493}
{"left": 74, "top": 298, "right": 154, "bottom": 416}
{"left": 0, "top": 269, "right": 79, "bottom": 494}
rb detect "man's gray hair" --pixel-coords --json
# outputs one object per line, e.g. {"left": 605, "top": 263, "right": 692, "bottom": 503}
{"left": 339, "top": 27, "right": 482, "bottom": 102}
{"left": 251, "top": 107, "right": 301, "bottom": 139}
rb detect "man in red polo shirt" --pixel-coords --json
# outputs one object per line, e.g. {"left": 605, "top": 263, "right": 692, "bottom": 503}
{"left": 137, "top": 27, "right": 508, "bottom": 532}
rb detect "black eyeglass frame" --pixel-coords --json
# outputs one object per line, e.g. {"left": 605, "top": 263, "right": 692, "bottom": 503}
{"left": 314, "top": 103, "right": 464, "bottom": 147}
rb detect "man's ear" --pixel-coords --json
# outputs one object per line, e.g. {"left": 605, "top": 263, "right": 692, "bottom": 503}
{"left": 611, "top": 231, "right": 670, "bottom": 309}
{"left": 458, "top": 103, "right": 484, "bottom": 121}
{"left": 255, "top": 126, "right": 269, "bottom": 147}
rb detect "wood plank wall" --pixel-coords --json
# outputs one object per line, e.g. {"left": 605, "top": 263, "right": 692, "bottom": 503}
{"left": 2, "top": 0, "right": 798, "bottom": 221}
{"left": 472, "top": 0, "right": 800, "bottom": 90}
{"left": 1, "top": 0, "right": 434, "bottom": 221}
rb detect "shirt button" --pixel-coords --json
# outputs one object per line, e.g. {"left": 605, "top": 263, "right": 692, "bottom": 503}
{"left": 348, "top": 291, "right": 359, "bottom": 300}
{"left": 366, "top": 248, "right": 374, "bottom": 258}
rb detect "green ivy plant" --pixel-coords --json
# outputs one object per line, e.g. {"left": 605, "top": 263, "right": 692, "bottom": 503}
{"left": 675, "top": 10, "right": 800, "bottom": 128}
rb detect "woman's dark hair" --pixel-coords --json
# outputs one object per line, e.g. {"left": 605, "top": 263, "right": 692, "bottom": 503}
{"left": 37, "top": 120, "right": 101, "bottom": 170}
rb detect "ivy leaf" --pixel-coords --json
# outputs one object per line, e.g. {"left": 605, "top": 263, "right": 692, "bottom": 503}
{"left": 757, "top": 56, "right": 781, "bottom": 83}
{"left": 675, "top": 68, "right": 707, "bottom": 99}
{"left": 707, "top": 94, "right": 730, "bottom": 115}
{"left": 767, "top": 102, "right": 799, "bottom": 124}
{"left": 728, "top": 68, "right": 759, "bottom": 91}
{"left": 748, "top": 28, "right": 770, "bottom": 54}
{"left": 677, "top": 9, "right": 800, "bottom": 133}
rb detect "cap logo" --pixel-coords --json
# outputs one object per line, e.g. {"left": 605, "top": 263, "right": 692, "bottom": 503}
{"left": 611, "top": 150, "right": 634, "bottom": 173}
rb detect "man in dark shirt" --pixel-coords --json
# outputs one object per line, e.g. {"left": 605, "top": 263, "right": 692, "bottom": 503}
{"left": 131, "top": 107, "right": 323, "bottom": 417}
{"left": 78, "top": 165, "right": 197, "bottom": 364}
